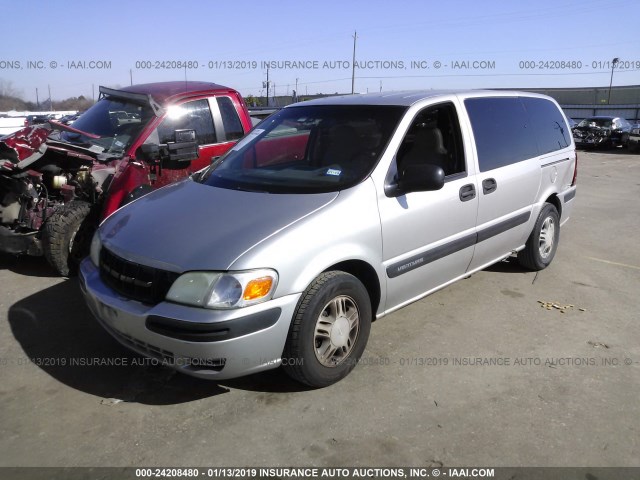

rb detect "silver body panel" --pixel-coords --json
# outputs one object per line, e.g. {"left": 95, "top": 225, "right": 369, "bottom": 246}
{"left": 99, "top": 179, "right": 339, "bottom": 273}
{"left": 80, "top": 90, "right": 577, "bottom": 380}
{"left": 80, "top": 260, "right": 301, "bottom": 379}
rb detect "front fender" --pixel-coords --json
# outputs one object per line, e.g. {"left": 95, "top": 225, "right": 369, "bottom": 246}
{"left": 100, "top": 160, "right": 149, "bottom": 220}
{"left": 0, "top": 125, "right": 50, "bottom": 166}
{"left": 229, "top": 179, "right": 386, "bottom": 314}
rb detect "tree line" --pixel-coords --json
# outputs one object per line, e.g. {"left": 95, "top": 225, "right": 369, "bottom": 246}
{"left": 0, "top": 79, "right": 93, "bottom": 112}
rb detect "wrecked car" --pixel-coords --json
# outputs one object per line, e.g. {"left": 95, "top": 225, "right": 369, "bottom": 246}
{"left": 0, "top": 81, "right": 253, "bottom": 275}
{"left": 628, "top": 124, "right": 640, "bottom": 152}
{"left": 572, "top": 116, "right": 632, "bottom": 149}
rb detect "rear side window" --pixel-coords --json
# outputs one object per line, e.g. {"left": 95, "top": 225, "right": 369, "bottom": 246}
{"left": 465, "top": 97, "right": 538, "bottom": 172}
{"left": 521, "top": 97, "right": 570, "bottom": 154}
{"left": 217, "top": 96, "right": 245, "bottom": 141}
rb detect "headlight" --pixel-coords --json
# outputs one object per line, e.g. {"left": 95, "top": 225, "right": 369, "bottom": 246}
{"left": 89, "top": 231, "right": 102, "bottom": 267}
{"left": 166, "top": 269, "right": 278, "bottom": 309}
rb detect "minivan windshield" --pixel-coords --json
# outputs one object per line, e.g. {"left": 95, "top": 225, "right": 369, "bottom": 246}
{"left": 200, "top": 105, "right": 406, "bottom": 193}
{"left": 59, "top": 96, "right": 155, "bottom": 155}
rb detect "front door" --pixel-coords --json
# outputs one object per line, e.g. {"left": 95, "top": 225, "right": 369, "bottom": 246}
{"left": 148, "top": 96, "right": 245, "bottom": 188}
{"left": 377, "top": 101, "right": 479, "bottom": 312}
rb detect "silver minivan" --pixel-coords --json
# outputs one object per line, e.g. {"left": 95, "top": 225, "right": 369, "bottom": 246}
{"left": 80, "top": 90, "right": 577, "bottom": 387}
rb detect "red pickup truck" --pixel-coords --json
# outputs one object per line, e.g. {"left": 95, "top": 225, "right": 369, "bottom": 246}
{"left": 0, "top": 81, "right": 253, "bottom": 275}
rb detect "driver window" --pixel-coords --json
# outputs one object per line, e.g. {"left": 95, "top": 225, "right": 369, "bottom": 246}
{"left": 396, "top": 102, "right": 465, "bottom": 178}
{"left": 155, "top": 99, "right": 217, "bottom": 145}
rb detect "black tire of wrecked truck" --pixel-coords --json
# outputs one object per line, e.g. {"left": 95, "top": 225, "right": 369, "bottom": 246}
{"left": 42, "top": 201, "right": 97, "bottom": 277}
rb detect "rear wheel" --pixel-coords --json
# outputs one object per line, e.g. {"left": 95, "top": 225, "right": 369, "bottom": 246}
{"left": 42, "top": 201, "right": 96, "bottom": 276}
{"left": 517, "top": 203, "right": 560, "bottom": 271}
{"left": 283, "top": 271, "right": 372, "bottom": 388}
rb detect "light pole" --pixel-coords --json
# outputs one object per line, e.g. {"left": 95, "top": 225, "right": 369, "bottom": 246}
{"left": 264, "top": 66, "right": 270, "bottom": 106}
{"left": 607, "top": 57, "right": 619, "bottom": 105}
{"left": 351, "top": 31, "right": 357, "bottom": 94}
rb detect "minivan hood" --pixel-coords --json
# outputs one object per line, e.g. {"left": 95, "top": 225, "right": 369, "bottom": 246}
{"left": 99, "top": 179, "right": 338, "bottom": 272}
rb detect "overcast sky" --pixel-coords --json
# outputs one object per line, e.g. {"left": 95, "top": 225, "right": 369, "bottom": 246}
{"left": 2, "top": 0, "right": 639, "bottom": 101}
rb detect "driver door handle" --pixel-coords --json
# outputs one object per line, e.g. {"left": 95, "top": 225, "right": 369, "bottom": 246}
{"left": 459, "top": 183, "right": 476, "bottom": 202}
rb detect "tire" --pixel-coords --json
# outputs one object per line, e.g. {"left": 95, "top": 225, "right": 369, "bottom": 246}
{"left": 282, "top": 271, "right": 372, "bottom": 388}
{"left": 42, "top": 201, "right": 96, "bottom": 276}
{"left": 621, "top": 133, "right": 630, "bottom": 148}
{"left": 517, "top": 203, "right": 560, "bottom": 271}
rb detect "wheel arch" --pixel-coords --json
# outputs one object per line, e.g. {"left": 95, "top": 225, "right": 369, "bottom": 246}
{"left": 544, "top": 193, "right": 562, "bottom": 219}
{"left": 322, "top": 259, "right": 382, "bottom": 320}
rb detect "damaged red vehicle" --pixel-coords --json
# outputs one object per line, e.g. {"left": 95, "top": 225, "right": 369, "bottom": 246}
{"left": 0, "top": 81, "right": 252, "bottom": 275}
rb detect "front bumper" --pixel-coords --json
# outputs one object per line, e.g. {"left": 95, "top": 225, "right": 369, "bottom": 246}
{"left": 573, "top": 136, "right": 608, "bottom": 147}
{"left": 79, "top": 258, "right": 301, "bottom": 380}
{"left": 0, "top": 226, "right": 42, "bottom": 255}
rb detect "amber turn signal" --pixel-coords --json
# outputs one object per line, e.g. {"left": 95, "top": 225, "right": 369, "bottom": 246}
{"left": 243, "top": 276, "right": 274, "bottom": 301}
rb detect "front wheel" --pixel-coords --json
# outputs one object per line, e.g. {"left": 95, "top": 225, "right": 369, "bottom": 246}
{"left": 282, "top": 271, "right": 372, "bottom": 388}
{"left": 518, "top": 203, "right": 560, "bottom": 271}
{"left": 42, "top": 201, "right": 96, "bottom": 276}
{"left": 621, "top": 133, "right": 630, "bottom": 148}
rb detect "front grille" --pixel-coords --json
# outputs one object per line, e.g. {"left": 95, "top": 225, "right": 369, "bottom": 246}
{"left": 100, "top": 248, "right": 179, "bottom": 305}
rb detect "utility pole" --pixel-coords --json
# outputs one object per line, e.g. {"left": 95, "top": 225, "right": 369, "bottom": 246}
{"left": 607, "top": 57, "right": 619, "bottom": 105}
{"left": 48, "top": 85, "right": 51, "bottom": 110}
{"left": 36, "top": 88, "right": 39, "bottom": 108}
{"left": 92, "top": 84, "right": 95, "bottom": 103}
{"left": 266, "top": 66, "right": 270, "bottom": 106}
{"left": 130, "top": 69, "right": 133, "bottom": 86}
{"left": 351, "top": 30, "right": 357, "bottom": 94}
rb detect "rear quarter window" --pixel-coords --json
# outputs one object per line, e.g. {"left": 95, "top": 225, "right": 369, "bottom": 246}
{"left": 521, "top": 97, "right": 570, "bottom": 155}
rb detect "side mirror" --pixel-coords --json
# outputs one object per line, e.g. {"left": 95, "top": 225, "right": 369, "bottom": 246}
{"left": 136, "top": 129, "right": 199, "bottom": 165}
{"left": 138, "top": 143, "right": 160, "bottom": 162}
{"left": 166, "top": 129, "right": 199, "bottom": 162}
{"left": 387, "top": 163, "right": 445, "bottom": 196}
{"left": 401, "top": 163, "right": 445, "bottom": 192}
